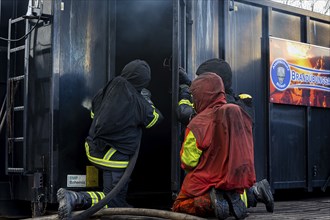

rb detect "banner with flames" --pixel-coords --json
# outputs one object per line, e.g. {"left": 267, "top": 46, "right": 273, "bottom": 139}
{"left": 269, "top": 37, "right": 330, "bottom": 108}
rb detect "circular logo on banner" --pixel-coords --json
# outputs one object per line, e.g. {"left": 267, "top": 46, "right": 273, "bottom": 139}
{"left": 270, "top": 58, "right": 291, "bottom": 91}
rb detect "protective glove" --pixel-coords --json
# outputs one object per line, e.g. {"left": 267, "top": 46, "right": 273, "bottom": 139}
{"left": 179, "top": 67, "right": 191, "bottom": 86}
{"left": 179, "top": 84, "right": 192, "bottom": 101}
{"left": 141, "top": 88, "right": 153, "bottom": 105}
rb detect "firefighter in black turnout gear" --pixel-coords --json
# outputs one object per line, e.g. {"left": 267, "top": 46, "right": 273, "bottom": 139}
{"left": 57, "top": 60, "right": 163, "bottom": 219}
{"left": 177, "top": 58, "right": 274, "bottom": 218}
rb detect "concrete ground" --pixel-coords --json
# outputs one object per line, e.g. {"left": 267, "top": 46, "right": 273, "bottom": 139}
{"left": 26, "top": 196, "right": 330, "bottom": 220}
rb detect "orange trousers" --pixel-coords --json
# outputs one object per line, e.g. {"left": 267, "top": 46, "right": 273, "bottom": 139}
{"left": 172, "top": 190, "right": 248, "bottom": 217}
{"left": 172, "top": 191, "right": 213, "bottom": 217}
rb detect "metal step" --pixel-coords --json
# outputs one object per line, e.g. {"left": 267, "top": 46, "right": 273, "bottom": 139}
{"left": 7, "top": 167, "right": 24, "bottom": 173}
{"left": 10, "top": 45, "right": 25, "bottom": 53}
{"left": 11, "top": 16, "right": 25, "bottom": 24}
{"left": 13, "top": 106, "right": 24, "bottom": 111}
{"left": 8, "top": 137, "right": 24, "bottom": 142}
{"left": 9, "top": 75, "right": 25, "bottom": 81}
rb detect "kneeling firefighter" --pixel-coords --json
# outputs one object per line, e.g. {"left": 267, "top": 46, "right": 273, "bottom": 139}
{"left": 57, "top": 59, "right": 163, "bottom": 219}
{"left": 176, "top": 58, "right": 274, "bottom": 217}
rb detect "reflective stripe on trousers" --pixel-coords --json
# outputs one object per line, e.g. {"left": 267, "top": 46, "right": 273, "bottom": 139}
{"left": 85, "top": 142, "right": 129, "bottom": 169}
{"left": 240, "top": 190, "right": 248, "bottom": 207}
{"left": 86, "top": 191, "right": 108, "bottom": 208}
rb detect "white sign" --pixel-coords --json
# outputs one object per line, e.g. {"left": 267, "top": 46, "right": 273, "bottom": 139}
{"left": 67, "top": 175, "right": 86, "bottom": 187}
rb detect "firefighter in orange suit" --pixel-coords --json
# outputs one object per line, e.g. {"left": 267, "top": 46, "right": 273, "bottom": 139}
{"left": 172, "top": 72, "right": 256, "bottom": 219}
{"left": 174, "top": 59, "right": 274, "bottom": 219}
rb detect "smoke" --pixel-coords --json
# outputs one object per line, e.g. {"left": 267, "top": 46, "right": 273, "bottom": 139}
{"left": 116, "top": 0, "right": 171, "bottom": 45}
{"left": 81, "top": 97, "right": 92, "bottom": 111}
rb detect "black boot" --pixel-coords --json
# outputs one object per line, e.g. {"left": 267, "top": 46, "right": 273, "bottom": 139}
{"left": 57, "top": 188, "right": 90, "bottom": 219}
{"left": 246, "top": 187, "right": 258, "bottom": 208}
{"left": 210, "top": 187, "right": 230, "bottom": 220}
{"left": 252, "top": 179, "right": 274, "bottom": 213}
{"left": 224, "top": 191, "right": 248, "bottom": 220}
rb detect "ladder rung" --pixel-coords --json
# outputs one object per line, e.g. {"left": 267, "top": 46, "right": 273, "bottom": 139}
{"left": 8, "top": 137, "right": 24, "bottom": 142}
{"left": 9, "top": 75, "right": 25, "bottom": 81}
{"left": 10, "top": 45, "right": 25, "bottom": 53}
{"left": 7, "top": 167, "right": 25, "bottom": 173}
{"left": 11, "top": 17, "right": 25, "bottom": 24}
{"left": 14, "top": 106, "right": 24, "bottom": 111}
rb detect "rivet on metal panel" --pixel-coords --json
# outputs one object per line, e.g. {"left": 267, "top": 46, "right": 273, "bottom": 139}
{"left": 313, "top": 165, "right": 317, "bottom": 177}
{"left": 229, "top": 0, "right": 238, "bottom": 12}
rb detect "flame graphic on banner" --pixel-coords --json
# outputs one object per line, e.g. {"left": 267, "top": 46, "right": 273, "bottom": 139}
{"left": 269, "top": 37, "right": 330, "bottom": 108}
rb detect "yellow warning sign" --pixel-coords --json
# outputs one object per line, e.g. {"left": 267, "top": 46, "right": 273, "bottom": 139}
{"left": 86, "top": 166, "right": 99, "bottom": 187}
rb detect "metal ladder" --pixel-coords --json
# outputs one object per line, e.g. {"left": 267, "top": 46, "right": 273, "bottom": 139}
{"left": 6, "top": 16, "right": 31, "bottom": 174}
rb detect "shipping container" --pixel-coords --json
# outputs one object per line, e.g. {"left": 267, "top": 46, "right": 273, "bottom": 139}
{"left": 0, "top": 0, "right": 329, "bottom": 217}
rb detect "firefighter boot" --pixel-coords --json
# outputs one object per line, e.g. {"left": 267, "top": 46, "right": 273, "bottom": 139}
{"left": 224, "top": 191, "right": 248, "bottom": 220}
{"left": 57, "top": 188, "right": 90, "bottom": 219}
{"left": 210, "top": 187, "right": 230, "bottom": 220}
{"left": 251, "top": 179, "right": 274, "bottom": 213}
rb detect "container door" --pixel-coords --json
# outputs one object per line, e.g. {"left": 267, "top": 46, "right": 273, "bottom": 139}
{"left": 171, "top": 0, "right": 187, "bottom": 198}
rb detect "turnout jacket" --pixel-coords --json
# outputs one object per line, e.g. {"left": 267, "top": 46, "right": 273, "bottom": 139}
{"left": 179, "top": 73, "right": 256, "bottom": 197}
{"left": 85, "top": 60, "right": 163, "bottom": 170}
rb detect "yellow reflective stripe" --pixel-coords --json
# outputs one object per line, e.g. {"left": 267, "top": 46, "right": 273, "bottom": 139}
{"left": 87, "top": 191, "right": 99, "bottom": 206}
{"left": 240, "top": 190, "right": 248, "bottom": 208}
{"left": 85, "top": 142, "right": 129, "bottom": 168}
{"left": 238, "top": 94, "right": 252, "bottom": 99}
{"left": 91, "top": 111, "right": 94, "bottom": 119}
{"left": 103, "top": 148, "right": 117, "bottom": 161}
{"left": 146, "top": 105, "right": 159, "bottom": 128}
{"left": 181, "top": 130, "right": 202, "bottom": 168}
{"left": 97, "top": 191, "right": 105, "bottom": 199}
{"left": 96, "top": 192, "right": 108, "bottom": 208}
{"left": 178, "top": 99, "right": 193, "bottom": 107}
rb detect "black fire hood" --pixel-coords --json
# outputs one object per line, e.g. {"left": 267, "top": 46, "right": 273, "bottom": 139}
{"left": 120, "top": 59, "right": 151, "bottom": 92}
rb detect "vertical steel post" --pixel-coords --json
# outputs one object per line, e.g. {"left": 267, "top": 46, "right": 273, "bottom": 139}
{"left": 171, "top": 0, "right": 181, "bottom": 197}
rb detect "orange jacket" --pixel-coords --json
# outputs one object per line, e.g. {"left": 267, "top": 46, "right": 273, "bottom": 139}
{"left": 180, "top": 73, "right": 256, "bottom": 197}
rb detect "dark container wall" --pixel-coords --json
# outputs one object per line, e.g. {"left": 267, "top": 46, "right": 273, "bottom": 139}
{"left": 269, "top": 8, "right": 330, "bottom": 190}
{"left": 170, "top": 0, "right": 220, "bottom": 195}
{"left": 308, "top": 19, "right": 330, "bottom": 190}
{"left": 309, "top": 20, "right": 330, "bottom": 48}
{"left": 188, "top": 0, "right": 219, "bottom": 75}
{"left": 270, "top": 10, "right": 307, "bottom": 189}
{"left": 309, "top": 108, "right": 330, "bottom": 188}
{"left": 308, "top": 21, "right": 330, "bottom": 186}
{"left": 231, "top": 0, "right": 330, "bottom": 191}
{"left": 227, "top": 2, "right": 266, "bottom": 180}
{"left": 271, "top": 10, "right": 302, "bottom": 42}
{"left": 51, "top": 0, "right": 111, "bottom": 202}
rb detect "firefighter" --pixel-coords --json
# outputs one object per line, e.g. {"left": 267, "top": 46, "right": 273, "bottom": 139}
{"left": 176, "top": 58, "right": 274, "bottom": 216}
{"left": 172, "top": 72, "right": 256, "bottom": 219}
{"left": 57, "top": 59, "right": 163, "bottom": 219}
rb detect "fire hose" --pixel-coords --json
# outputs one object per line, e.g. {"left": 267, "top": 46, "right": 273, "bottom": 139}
{"left": 71, "top": 141, "right": 141, "bottom": 220}
{"left": 69, "top": 141, "right": 204, "bottom": 220}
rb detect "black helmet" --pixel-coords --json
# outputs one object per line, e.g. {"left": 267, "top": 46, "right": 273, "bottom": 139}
{"left": 196, "top": 58, "right": 232, "bottom": 94}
